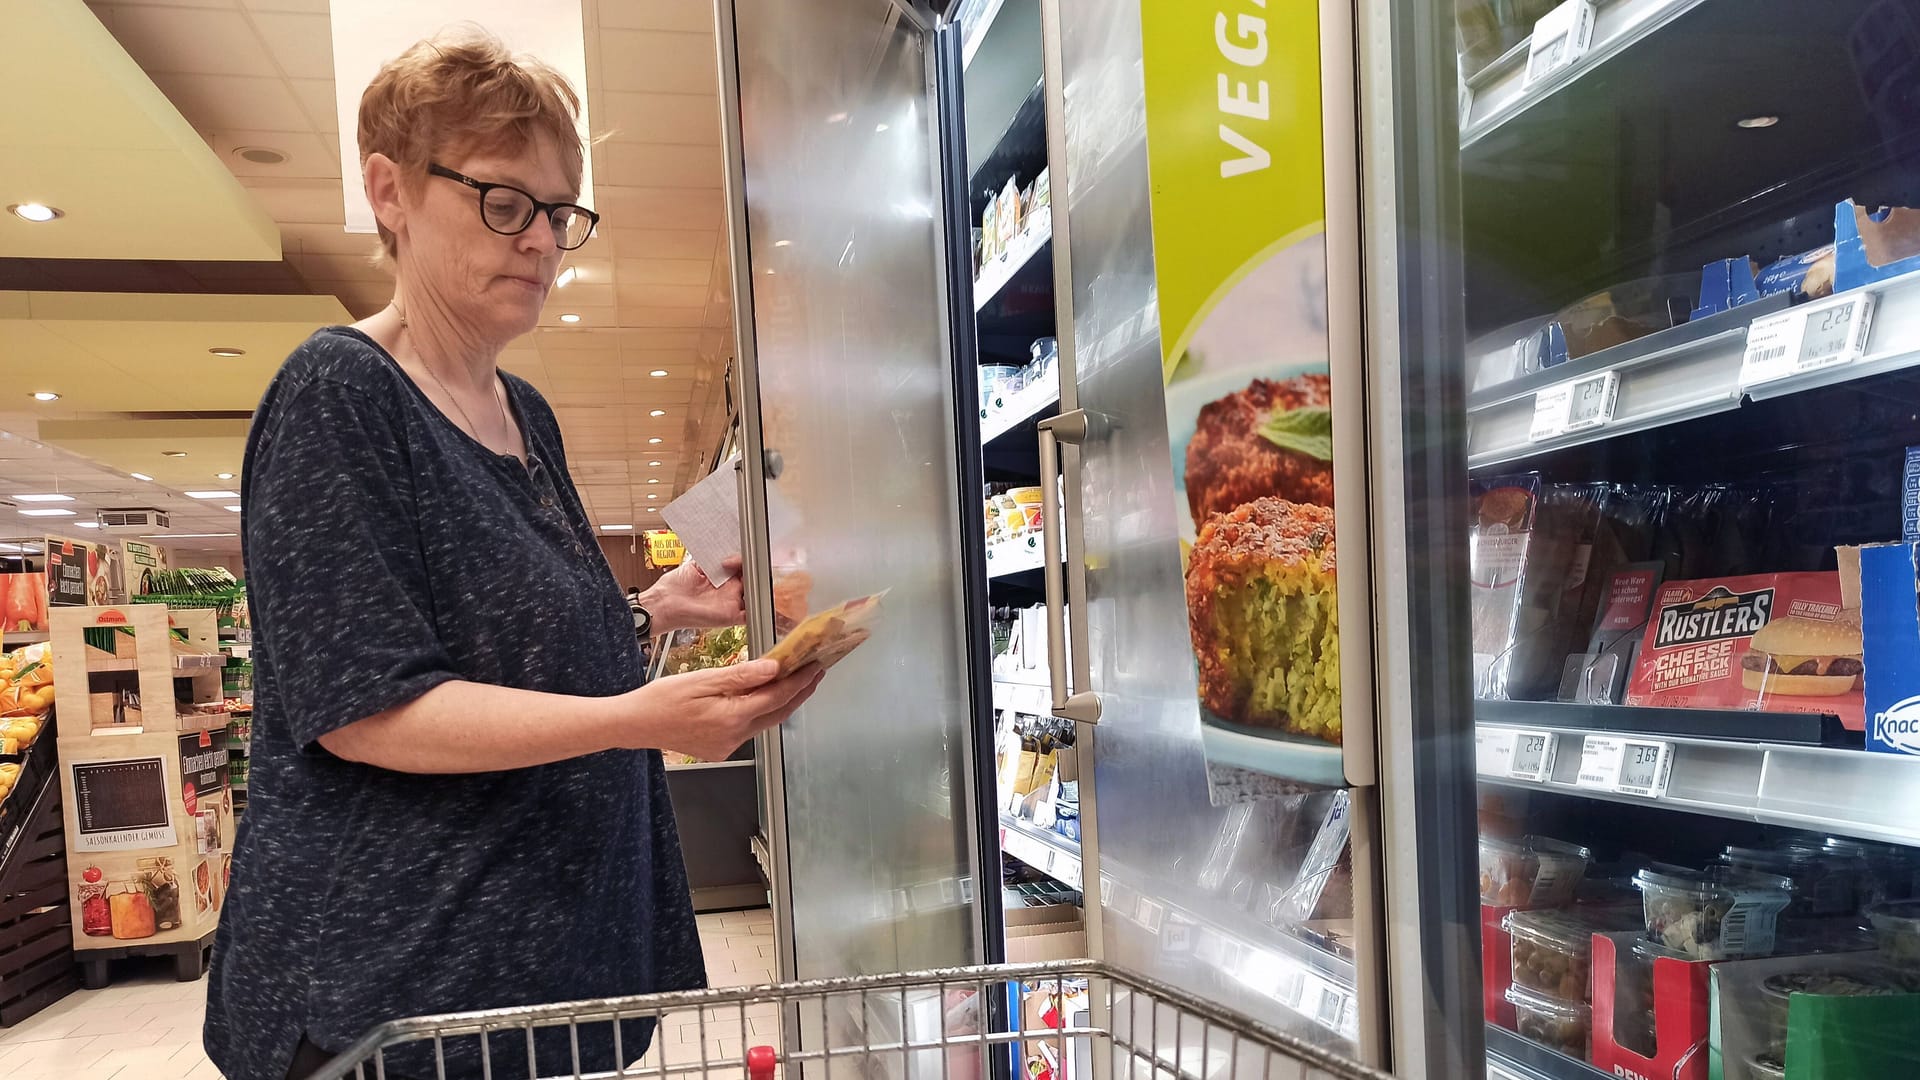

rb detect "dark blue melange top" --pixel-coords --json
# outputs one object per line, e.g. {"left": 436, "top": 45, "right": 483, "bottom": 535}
{"left": 204, "top": 327, "right": 705, "bottom": 1080}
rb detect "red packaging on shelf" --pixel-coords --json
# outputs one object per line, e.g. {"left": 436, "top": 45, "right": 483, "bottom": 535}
{"left": 1623, "top": 572, "right": 1863, "bottom": 729}
{"left": 1591, "top": 931, "right": 1712, "bottom": 1080}
{"left": 1483, "top": 904, "right": 1518, "bottom": 1029}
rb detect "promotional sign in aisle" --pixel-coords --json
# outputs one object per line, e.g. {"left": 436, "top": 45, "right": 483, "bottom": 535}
{"left": 1140, "top": 0, "right": 1362, "bottom": 788}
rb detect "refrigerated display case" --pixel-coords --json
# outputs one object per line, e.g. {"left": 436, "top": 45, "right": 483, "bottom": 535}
{"left": 1369, "top": 1, "right": 1920, "bottom": 1077}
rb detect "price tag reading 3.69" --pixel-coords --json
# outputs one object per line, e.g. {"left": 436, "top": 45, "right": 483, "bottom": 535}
{"left": 1616, "top": 740, "right": 1671, "bottom": 797}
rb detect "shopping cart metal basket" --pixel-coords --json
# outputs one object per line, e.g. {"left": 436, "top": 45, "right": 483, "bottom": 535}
{"left": 311, "top": 959, "right": 1391, "bottom": 1080}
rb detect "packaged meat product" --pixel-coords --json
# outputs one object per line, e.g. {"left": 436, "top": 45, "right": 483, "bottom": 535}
{"left": 1867, "top": 899, "right": 1920, "bottom": 961}
{"left": 1504, "top": 907, "right": 1638, "bottom": 1004}
{"left": 1622, "top": 571, "right": 1864, "bottom": 729}
{"left": 1506, "top": 984, "right": 1591, "bottom": 1059}
{"left": 1469, "top": 477, "right": 1607, "bottom": 700}
{"left": 1481, "top": 834, "right": 1591, "bottom": 908}
{"left": 1633, "top": 865, "right": 1791, "bottom": 960}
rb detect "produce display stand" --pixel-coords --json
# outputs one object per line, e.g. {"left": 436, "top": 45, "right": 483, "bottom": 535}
{"left": 0, "top": 711, "right": 77, "bottom": 1026}
{"left": 49, "top": 604, "right": 233, "bottom": 986}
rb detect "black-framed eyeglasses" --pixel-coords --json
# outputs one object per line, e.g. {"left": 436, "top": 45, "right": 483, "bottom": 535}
{"left": 428, "top": 163, "right": 600, "bottom": 250}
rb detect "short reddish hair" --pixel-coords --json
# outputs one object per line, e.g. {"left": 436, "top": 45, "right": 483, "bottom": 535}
{"left": 358, "top": 31, "right": 584, "bottom": 259}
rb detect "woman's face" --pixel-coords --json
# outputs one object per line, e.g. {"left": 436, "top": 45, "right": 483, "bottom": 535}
{"left": 397, "top": 127, "right": 577, "bottom": 343}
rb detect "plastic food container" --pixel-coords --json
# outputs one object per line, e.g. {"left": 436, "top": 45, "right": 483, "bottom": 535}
{"left": 1506, "top": 984, "right": 1590, "bottom": 1060}
{"left": 1868, "top": 899, "right": 1920, "bottom": 962}
{"left": 1609, "top": 937, "right": 1674, "bottom": 1059}
{"left": 1758, "top": 966, "right": 1912, "bottom": 1039}
{"left": 1634, "top": 866, "right": 1792, "bottom": 960}
{"left": 1747, "top": 1049, "right": 1786, "bottom": 1080}
{"left": 1481, "top": 835, "right": 1591, "bottom": 909}
{"left": 1504, "top": 907, "right": 1639, "bottom": 1004}
{"left": 1721, "top": 842, "right": 1865, "bottom": 917}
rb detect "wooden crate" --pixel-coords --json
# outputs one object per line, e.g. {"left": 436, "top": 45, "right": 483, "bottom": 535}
{"left": 50, "top": 606, "right": 232, "bottom": 964}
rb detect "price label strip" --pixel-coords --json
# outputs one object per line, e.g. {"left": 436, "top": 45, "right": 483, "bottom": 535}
{"left": 1740, "top": 292, "right": 1877, "bottom": 389}
{"left": 1523, "top": 0, "right": 1597, "bottom": 88}
{"left": 1529, "top": 369, "right": 1619, "bottom": 442}
{"left": 1476, "top": 727, "right": 1560, "bottom": 782}
{"left": 1576, "top": 735, "right": 1673, "bottom": 798}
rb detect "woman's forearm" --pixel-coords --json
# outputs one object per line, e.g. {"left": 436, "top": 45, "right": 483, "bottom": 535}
{"left": 316, "top": 680, "right": 632, "bottom": 773}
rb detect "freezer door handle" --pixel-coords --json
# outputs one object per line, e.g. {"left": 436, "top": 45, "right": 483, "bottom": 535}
{"left": 1038, "top": 409, "right": 1101, "bottom": 724}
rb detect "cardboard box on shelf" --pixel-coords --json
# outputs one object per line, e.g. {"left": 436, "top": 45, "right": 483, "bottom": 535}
{"left": 1591, "top": 931, "right": 1711, "bottom": 1080}
{"left": 1859, "top": 541, "right": 1920, "bottom": 755}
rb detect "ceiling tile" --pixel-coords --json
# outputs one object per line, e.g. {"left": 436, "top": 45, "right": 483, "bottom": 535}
{"left": 147, "top": 71, "right": 312, "bottom": 131}
{"left": 596, "top": 30, "right": 718, "bottom": 95}
{"left": 617, "top": 283, "right": 709, "bottom": 309}
{"left": 602, "top": 229, "right": 717, "bottom": 261}
{"left": 704, "top": 301, "right": 732, "bottom": 328}
{"left": 239, "top": 178, "right": 345, "bottom": 223}
{"left": 246, "top": 12, "right": 335, "bottom": 80}
{"left": 281, "top": 222, "right": 383, "bottom": 257}
{"left": 239, "top": 0, "right": 327, "bottom": 11}
{"left": 621, "top": 307, "right": 708, "bottom": 329}
{"left": 91, "top": 5, "right": 280, "bottom": 77}
{"left": 597, "top": 2, "right": 714, "bottom": 33}
{"left": 597, "top": 141, "right": 723, "bottom": 189}
{"left": 597, "top": 186, "right": 724, "bottom": 229}
{"left": 613, "top": 258, "right": 710, "bottom": 287}
{"left": 208, "top": 129, "right": 340, "bottom": 179}
{"left": 598, "top": 91, "right": 719, "bottom": 146}
{"left": 287, "top": 78, "right": 338, "bottom": 133}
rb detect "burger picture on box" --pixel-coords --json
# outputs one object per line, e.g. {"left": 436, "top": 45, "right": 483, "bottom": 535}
{"left": 1624, "top": 572, "right": 1864, "bottom": 727}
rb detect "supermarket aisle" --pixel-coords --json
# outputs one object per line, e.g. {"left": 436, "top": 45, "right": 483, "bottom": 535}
{"left": 0, "top": 908, "right": 777, "bottom": 1079}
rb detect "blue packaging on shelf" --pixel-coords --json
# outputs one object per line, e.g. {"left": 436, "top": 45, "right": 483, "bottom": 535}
{"left": 1835, "top": 200, "right": 1920, "bottom": 292}
{"left": 1860, "top": 542, "right": 1920, "bottom": 755}
{"left": 1694, "top": 258, "right": 1761, "bottom": 318}
{"left": 1756, "top": 245, "right": 1835, "bottom": 298}
{"left": 1906, "top": 447, "right": 1920, "bottom": 543}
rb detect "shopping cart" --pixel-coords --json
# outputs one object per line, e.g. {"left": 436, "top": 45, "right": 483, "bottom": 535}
{"left": 311, "top": 959, "right": 1392, "bottom": 1080}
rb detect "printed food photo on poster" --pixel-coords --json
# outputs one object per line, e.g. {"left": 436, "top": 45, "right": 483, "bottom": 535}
{"left": 1141, "top": 0, "right": 1358, "bottom": 789}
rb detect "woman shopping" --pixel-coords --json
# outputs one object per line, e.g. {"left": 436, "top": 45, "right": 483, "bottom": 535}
{"left": 203, "top": 34, "right": 820, "bottom": 1080}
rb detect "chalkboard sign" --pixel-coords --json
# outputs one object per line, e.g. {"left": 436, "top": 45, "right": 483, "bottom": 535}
{"left": 46, "top": 540, "right": 88, "bottom": 606}
{"left": 70, "top": 757, "right": 175, "bottom": 851}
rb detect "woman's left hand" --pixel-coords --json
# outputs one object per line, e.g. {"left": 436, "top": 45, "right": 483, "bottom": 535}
{"left": 641, "top": 556, "right": 747, "bottom": 634}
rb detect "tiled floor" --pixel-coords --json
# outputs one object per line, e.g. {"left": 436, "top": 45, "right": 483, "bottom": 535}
{"left": 0, "top": 907, "right": 778, "bottom": 1080}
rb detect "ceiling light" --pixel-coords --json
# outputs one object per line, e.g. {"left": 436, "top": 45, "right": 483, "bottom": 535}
{"left": 648, "top": 460, "right": 662, "bottom": 467}
{"left": 30, "top": 392, "right": 59, "bottom": 402}
{"left": 647, "top": 494, "right": 658, "bottom": 500}
{"left": 875, "top": 123, "right": 889, "bottom": 132}
{"left": 649, "top": 409, "right": 666, "bottom": 417}
{"left": 215, "top": 472, "right": 235, "bottom": 480}
{"left": 555, "top": 266, "right": 578, "bottom": 288}
{"left": 209, "top": 347, "right": 246, "bottom": 357}
{"left": 647, "top": 507, "right": 658, "bottom": 513}
{"left": 13, "top": 494, "right": 73, "bottom": 502}
{"left": 8, "top": 203, "right": 62, "bottom": 223}
{"left": 1737, "top": 115, "right": 1780, "bottom": 129}
{"left": 650, "top": 369, "right": 669, "bottom": 377}
{"left": 558, "top": 313, "right": 581, "bottom": 324}
{"left": 774, "top": 240, "right": 792, "bottom": 248}
{"left": 162, "top": 450, "right": 188, "bottom": 458}
{"left": 648, "top": 478, "right": 660, "bottom": 484}
{"left": 145, "top": 533, "right": 235, "bottom": 539}
{"left": 18, "top": 508, "right": 75, "bottom": 517}
{"left": 827, "top": 111, "right": 848, "bottom": 123}
{"left": 130, "top": 473, "right": 153, "bottom": 482}
{"left": 186, "top": 490, "right": 241, "bottom": 500}
{"left": 235, "top": 146, "right": 288, "bottom": 165}
{"left": 74, "top": 522, "right": 100, "bottom": 529}
{"left": 225, "top": 505, "right": 242, "bottom": 512}
{"left": 764, "top": 268, "right": 776, "bottom": 275}
{"left": 648, "top": 437, "right": 663, "bottom": 444}
{"left": 602, "top": 524, "right": 634, "bottom": 531}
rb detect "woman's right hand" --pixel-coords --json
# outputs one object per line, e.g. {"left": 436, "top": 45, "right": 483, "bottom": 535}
{"left": 625, "top": 659, "right": 823, "bottom": 761}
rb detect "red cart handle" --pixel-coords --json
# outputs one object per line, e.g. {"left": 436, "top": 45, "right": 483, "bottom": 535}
{"left": 747, "top": 1044, "right": 778, "bottom": 1080}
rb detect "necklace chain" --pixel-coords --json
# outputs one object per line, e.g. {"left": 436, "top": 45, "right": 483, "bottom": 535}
{"left": 391, "top": 301, "right": 512, "bottom": 450}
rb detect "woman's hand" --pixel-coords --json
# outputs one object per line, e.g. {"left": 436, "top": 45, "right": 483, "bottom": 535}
{"left": 625, "top": 658, "right": 821, "bottom": 761}
{"left": 640, "top": 556, "right": 747, "bottom": 635}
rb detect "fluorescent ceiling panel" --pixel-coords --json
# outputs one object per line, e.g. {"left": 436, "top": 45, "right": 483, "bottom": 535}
{"left": 329, "top": 1, "right": 596, "bottom": 234}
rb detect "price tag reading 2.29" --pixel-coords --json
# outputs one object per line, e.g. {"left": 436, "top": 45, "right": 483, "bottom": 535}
{"left": 1529, "top": 370, "right": 1620, "bottom": 442}
{"left": 1741, "top": 292, "right": 1877, "bottom": 388}
{"left": 1475, "top": 728, "right": 1559, "bottom": 783}
{"left": 1576, "top": 735, "right": 1673, "bottom": 798}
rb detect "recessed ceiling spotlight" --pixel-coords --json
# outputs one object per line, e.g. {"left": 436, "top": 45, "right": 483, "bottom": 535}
{"left": 18, "top": 508, "right": 75, "bottom": 517}
{"left": 773, "top": 240, "right": 792, "bottom": 248}
{"left": 648, "top": 478, "right": 661, "bottom": 484}
{"left": 209, "top": 347, "right": 246, "bottom": 357}
{"left": 649, "top": 409, "right": 666, "bottom": 417}
{"left": 185, "top": 490, "right": 241, "bottom": 500}
{"left": 647, "top": 494, "right": 659, "bottom": 500}
{"left": 162, "top": 450, "right": 188, "bottom": 458}
{"left": 146, "top": 533, "right": 235, "bottom": 539}
{"left": 74, "top": 522, "right": 100, "bottom": 529}
{"left": 648, "top": 437, "right": 663, "bottom": 445}
{"left": 1737, "top": 115, "right": 1780, "bottom": 129}
{"left": 648, "top": 460, "right": 662, "bottom": 467}
{"left": 875, "top": 123, "right": 889, "bottom": 132}
{"left": 225, "top": 505, "right": 242, "bottom": 512}
{"left": 558, "top": 313, "right": 581, "bottom": 324}
{"left": 215, "top": 472, "right": 235, "bottom": 480}
{"left": 30, "top": 392, "right": 59, "bottom": 402}
{"left": 8, "top": 203, "right": 62, "bottom": 223}
{"left": 130, "top": 472, "right": 153, "bottom": 482}
{"left": 555, "top": 266, "right": 578, "bottom": 288}
{"left": 602, "top": 524, "right": 634, "bottom": 531}
{"left": 13, "top": 494, "right": 73, "bottom": 502}
{"left": 235, "top": 146, "right": 288, "bottom": 165}
{"left": 764, "top": 268, "right": 776, "bottom": 275}
{"left": 827, "top": 111, "right": 849, "bottom": 123}
{"left": 650, "top": 369, "right": 669, "bottom": 377}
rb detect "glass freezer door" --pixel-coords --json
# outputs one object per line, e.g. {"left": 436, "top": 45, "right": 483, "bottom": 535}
{"left": 1372, "top": 1, "right": 1920, "bottom": 1077}
{"left": 715, "top": 0, "right": 987, "bottom": 986}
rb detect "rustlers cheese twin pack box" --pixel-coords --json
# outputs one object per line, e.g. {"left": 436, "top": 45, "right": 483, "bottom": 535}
{"left": 1624, "top": 573, "right": 1864, "bottom": 729}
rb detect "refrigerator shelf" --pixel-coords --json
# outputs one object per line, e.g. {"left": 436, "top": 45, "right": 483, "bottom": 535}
{"left": 1467, "top": 267, "right": 1920, "bottom": 468}
{"left": 1000, "top": 812, "right": 1081, "bottom": 890}
{"left": 990, "top": 678, "right": 1050, "bottom": 716}
{"left": 985, "top": 533, "right": 1047, "bottom": 580}
{"left": 1460, "top": 0, "right": 1707, "bottom": 150}
{"left": 1475, "top": 708, "right": 1920, "bottom": 846}
{"left": 979, "top": 372, "right": 1060, "bottom": 446}
{"left": 1484, "top": 1024, "right": 1610, "bottom": 1080}
{"left": 974, "top": 209, "right": 1051, "bottom": 315}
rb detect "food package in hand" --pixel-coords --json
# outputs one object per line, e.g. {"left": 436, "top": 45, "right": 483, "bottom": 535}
{"left": 760, "top": 591, "right": 887, "bottom": 676}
